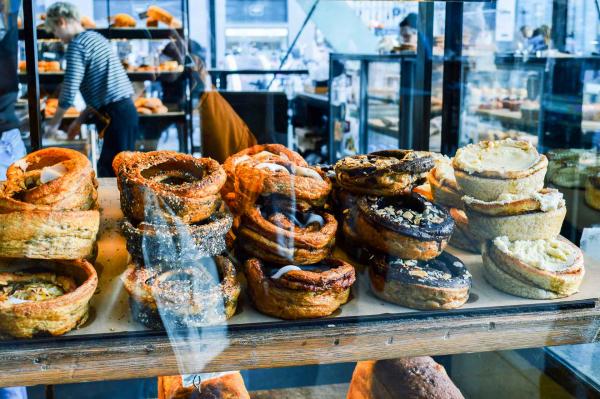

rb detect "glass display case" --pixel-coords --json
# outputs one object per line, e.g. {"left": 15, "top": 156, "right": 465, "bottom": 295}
{"left": 3, "top": 1, "right": 600, "bottom": 398}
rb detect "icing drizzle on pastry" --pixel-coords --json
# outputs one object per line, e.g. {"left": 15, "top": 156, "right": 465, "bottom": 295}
{"left": 271, "top": 265, "right": 302, "bottom": 279}
{"left": 40, "top": 163, "right": 68, "bottom": 184}
{"left": 255, "top": 162, "right": 290, "bottom": 173}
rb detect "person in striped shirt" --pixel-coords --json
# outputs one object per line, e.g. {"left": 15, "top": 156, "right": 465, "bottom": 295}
{"left": 44, "top": 2, "right": 138, "bottom": 177}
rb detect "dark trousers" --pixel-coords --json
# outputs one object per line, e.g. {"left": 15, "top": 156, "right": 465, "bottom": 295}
{"left": 96, "top": 97, "right": 138, "bottom": 177}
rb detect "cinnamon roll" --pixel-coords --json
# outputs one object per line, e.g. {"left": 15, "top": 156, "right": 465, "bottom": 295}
{"left": 354, "top": 194, "right": 454, "bottom": 260}
{"left": 369, "top": 252, "right": 471, "bottom": 310}
{"left": 237, "top": 202, "right": 337, "bottom": 265}
{"left": 0, "top": 258, "right": 97, "bottom": 338}
{"left": 244, "top": 257, "right": 355, "bottom": 319}
{"left": 122, "top": 256, "right": 240, "bottom": 329}
{"left": 334, "top": 150, "right": 434, "bottom": 196}
{"left": 222, "top": 144, "right": 307, "bottom": 211}
{"left": 113, "top": 151, "right": 226, "bottom": 224}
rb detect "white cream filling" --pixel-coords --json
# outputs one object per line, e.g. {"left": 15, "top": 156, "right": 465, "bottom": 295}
{"left": 454, "top": 139, "right": 540, "bottom": 174}
{"left": 463, "top": 189, "right": 564, "bottom": 211}
{"left": 271, "top": 265, "right": 302, "bottom": 279}
{"left": 233, "top": 154, "right": 250, "bottom": 166}
{"left": 294, "top": 166, "right": 324, "bottom": 181}
{"left": 40, "top": 163, "right": 68, "bottom": 183}
{"left": 494, "top": 236, "right": 577, "bottom": 272}
{"left": 255, "top": 162, "right": 289, "bottom": 173}
{"left": 6, "top": 296, "right": 31, "bottom": 305}
{"left": 14, "top": 159, "right": 29, "bottom": 171}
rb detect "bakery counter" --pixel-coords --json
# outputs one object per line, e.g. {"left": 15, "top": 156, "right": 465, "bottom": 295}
{"left": 18, "top": 70, "right": 184, "bottom": 84}
{"left": 1, "top": 178, "right": 600, "bottom": 387}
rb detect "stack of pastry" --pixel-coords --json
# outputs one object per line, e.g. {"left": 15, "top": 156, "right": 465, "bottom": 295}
{"left": 0, "top": 148, "right": 99, "bottom": 338}
{"left": 113, "top": 151, "right": 240, "bottom": 329}
{"left": 135, "top": 97, "right": 169, "bottom": 115}
{"left": 335, "top": 150, "right": 472, "bottom": 310}
{"left": 454, "top": 139, "right": 585, "bottom": 299}
{"left": 223, "top": 144, "right": 356, "bottom": 320}
{"left": 427, "top": 155, "right": 481, "bottom": 253}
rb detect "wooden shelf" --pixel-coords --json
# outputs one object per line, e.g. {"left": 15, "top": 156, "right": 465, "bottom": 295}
{"left": 1, "top": 178, "right": 599, "bottom": 387}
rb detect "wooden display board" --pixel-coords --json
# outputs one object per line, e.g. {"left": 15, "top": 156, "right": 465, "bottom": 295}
{"left": 1, "top": 178, "right": 599, "bottom": 387}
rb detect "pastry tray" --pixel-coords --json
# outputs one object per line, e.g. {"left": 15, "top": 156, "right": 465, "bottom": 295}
{"left": 1, "top": 178, "right": 599, "bottom": 343}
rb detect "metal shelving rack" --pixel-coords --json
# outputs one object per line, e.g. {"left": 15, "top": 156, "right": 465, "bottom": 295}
{"left": 20, "top": 0, "right": 193, "bottom": 153}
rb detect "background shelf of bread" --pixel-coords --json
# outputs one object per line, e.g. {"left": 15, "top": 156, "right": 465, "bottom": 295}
{"left": 0, "top": 148, "right": 100, "bottom": 338}
{"left": 18, "top": 60, "right": 61, "bottom": 74}
{"left": 111, "top": 6, "right": 182, "bottom": 29}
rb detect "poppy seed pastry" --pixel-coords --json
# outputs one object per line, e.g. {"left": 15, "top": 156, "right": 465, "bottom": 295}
{"left": 121, "top": 207, "right": 233, "bottom": 264}
{"left": 334, "top": 150, "right": 434, "bottom": 196}
{"left": 244, "top": 257, "right": 355, "bottom": 319}
{"left": 453, "top": 139, "right": 548, "bottom": 201}
{"left": 122, "top": 256, "right": 240, "bottom": 329}
{"left": 354, "top": 194, "right": 454, "bottom": 260}
{"left": 0, "top": 258, "right": 98, "bottom": 338}
{"left": 368, "top": 252, "right": 471, "bottom": 310}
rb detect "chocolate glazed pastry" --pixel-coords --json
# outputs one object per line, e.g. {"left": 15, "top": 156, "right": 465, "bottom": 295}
{"left": 355, "top": 194, "right": 454, "bottom": 260}
{"left": 334, "top": 150, "right": 434, "bottom": 196}
{"left": 369, "top": 252, "right": 471, "bottom": 310}
{"left": 237, "top": 202, "right": 337, "bottom": 265}
{"left": 113, "top": 151, "right": 226, "bottom": 224}
{"left": 244, "top": 257, "right": 356, "bottom": 319}
{"left": 121, "top": 208, "right": 233, "bottom": 264}
{"left": 122, "top": 256, "right": 240, "bottom": 329}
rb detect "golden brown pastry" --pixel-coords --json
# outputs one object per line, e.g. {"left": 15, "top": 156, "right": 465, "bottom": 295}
{"left": 334, "top": 150, "right": 434, "bottom": 196}
{"left": 347, "top": 357, "right": 464, "bottom": 399}
{"left": 113, "top": 151, "right": 226, "bottom": 224}
{"left": 463, "top": 189, "right": 566, "bottom": 241}
{"left": 237, "top": 202, "right": 337, "bottom": 265}
{"left": 111, "top": 13, "right": 136, "bottom": 27}
{"left": 1, "top": 147, "right": 98, "bottom": 211}
{"left": 369, "top": 252, "right": 471, "bottom": 310}
{"left": 147, "top": 5, "right": 181, "bottom": 28}
{"left": 428, "top": 156, "right": 463, "bottom": 209}
{"left": 158, "top": 372, "right": 250, "bottom": 399}
{"left": 448, "top": 208, "right": 480, "bottom": 253}
{"left": 244, "top": 257, "right": 355, "bottom": 319}
{"left": 0, "top": 258, "right": 97, "bottom": 338}
{"left": 453, "top": 139, "right": 548, "bottom": 201}
{"left": 354, "top": 194, "right": 454, "bottom": 260}
{"left": 482, "top": 236, "right": 584, "bottom": 299}
{"left": 80, "top": 15, "right": 96, "bottom": 29}
{"left": 122, "top": 256, "right": 240, "bottom": 329}
{"left": 223, "top": 144, "right": 331, "bottom": 214}
{"left": 0, "top": 209, "right": 99, "bottom": 259}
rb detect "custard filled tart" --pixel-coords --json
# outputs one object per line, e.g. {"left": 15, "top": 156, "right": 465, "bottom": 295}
{"left": 113, "top": 151, "right": 226, "bottom": 224}
{"left": 334, "top": 150, "right": 434, "bottom": 196}
{"left": 453, "top": 139, "right": 548, "bottom": 201}
{"left": 244, "top": 257, "right": 355, "bottom": 319}
{"left": 369, "top": 252, "right": 471, "bottom": 310}
{"left": 122, "top": 256, "right": 240, "bottom": 329}
{"left": 463, "top": 188, "right": 566, "bottom": 241}
{"left": 237, "top": 201, "right": 337, "bottom": 265}
{"left": 354, "top": 194, "right": 454, "bottom": 260}
{"left": 0, "top": 259, "right": 97, "bottom": 338}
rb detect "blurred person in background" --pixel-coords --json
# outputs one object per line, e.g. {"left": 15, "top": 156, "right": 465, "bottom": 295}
{"left": 529, "top": 25, "right": 551, "bottom": 52}
{"left": 399, "top": 12, "right": 418, "bottom": 47}
{"left": 0, "top": 0, "right": 26, "bottom": 180}
{"left": 43, "top": 1, "right": 138, "bottom": 177}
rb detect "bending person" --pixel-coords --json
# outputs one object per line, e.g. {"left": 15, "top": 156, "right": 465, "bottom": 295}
{"left": 44, "top": 2, "right": 138, "bottom": 176}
